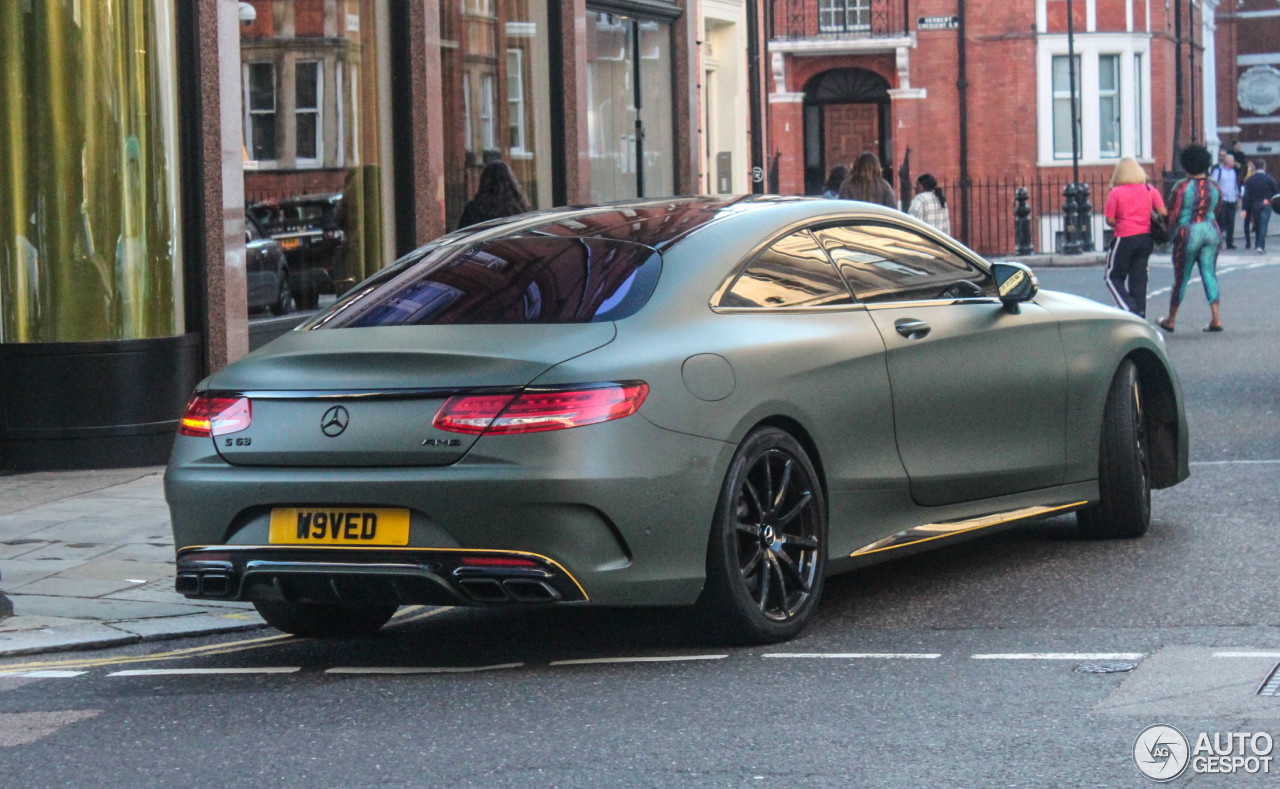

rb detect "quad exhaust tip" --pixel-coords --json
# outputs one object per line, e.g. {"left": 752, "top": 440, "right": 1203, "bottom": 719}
{"left": 457, "top": 577, "right": 561, "bottom": 603}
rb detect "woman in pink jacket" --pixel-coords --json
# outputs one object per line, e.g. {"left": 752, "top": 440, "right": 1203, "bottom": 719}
{"left": 1103, "top": 157, "right": 1167, "bottom": 318}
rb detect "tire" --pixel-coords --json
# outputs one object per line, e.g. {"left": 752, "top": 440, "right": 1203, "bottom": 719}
{"left": 253, "top": 601, "right": 397, "bottom": 638}
{"left": 269, "top": 271, "right": 294, "bottom": 315}
{"left": 296, "top": 279, "right": 320, "bottom": 310}
{"left": 1077, "top": 359, "right": 1151, "bottom": 538}
{"left": 697, "top": 427, "right": 827, "bottom": 644}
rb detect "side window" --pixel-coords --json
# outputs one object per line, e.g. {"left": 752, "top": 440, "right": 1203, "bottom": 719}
{"left": 813, "top": 223, "right": 996, "bottom": 303}
{"left": 719, "top": 229, "right": 852, "bottom": 309}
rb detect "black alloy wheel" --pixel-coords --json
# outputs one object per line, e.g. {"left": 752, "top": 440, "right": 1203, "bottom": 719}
{"left": 700, "top": 427, "right": 827, "bottom": 643}
{"left": 1077, "top": 359, "right": 1151, "bottom": 538}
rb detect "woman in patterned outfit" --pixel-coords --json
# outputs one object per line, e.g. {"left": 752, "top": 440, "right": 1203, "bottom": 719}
{"left": 1158, "top": 145, "right": 1225, "bottom": 333}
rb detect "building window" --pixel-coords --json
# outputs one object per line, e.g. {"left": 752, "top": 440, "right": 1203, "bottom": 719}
{"left": 1098, "top": 54, "right": 1120, "bottom": 158}
{"left": 480, "top": 73, "right": 497, "bottom": 152}
{"left": 1038, "top": 37, "right": 1151, "bottom": 165}
{"left": 1133, "top": 54, "right": 1145, "bottom": 159}
{"left": 818, "top": 0, "right": 870, "bottom": 33}
{"left": 507, "top": 49, "right": 526, "bottom": 154}
{"left": 245, "top": 62, "right": 277, "bottom": 162}
{"left": 1052, "top": 55, "right": 1081, "bottom": 160}
{"left": 296, "top": 60, "right": 322, "bottom": 164}
{"left": 462, "top": 72, "right": 473, "bottom": 153}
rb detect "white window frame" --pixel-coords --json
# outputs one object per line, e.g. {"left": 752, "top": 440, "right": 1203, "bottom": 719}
{"left": 480, "top": 73, "right": 497, "bottom": 152}
{"left": 507, "top": 49, "right": 528, "bottom": 157}
{"left": 1036, "top": 34, "right": 1152, "bottom": 166}
{"left": 1097, "top": 53, "right": 1121, "bottom": 157}
{"left": 1051, "top": 54, "right": 1081, "bottom": 161}
{"left": 243, "top": 61, "right": 278, "bottom": 168}
{"left": 295, "top": 60, "right": 324, "bottom": 167}
{"left": 463, "top": 72, "right": 474, "bottom": 153}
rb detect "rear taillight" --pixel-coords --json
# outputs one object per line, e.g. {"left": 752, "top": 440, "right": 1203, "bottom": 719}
{"left": 433, "top": 383, "right": 648, "bottom": 436}
{"left": 178, "top": 395, "right": 252, "bottom": 437}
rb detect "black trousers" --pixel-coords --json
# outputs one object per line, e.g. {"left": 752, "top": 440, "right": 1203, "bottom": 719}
{"left": 1105, "top": 233, "right": 1153, "bottom": 317}
{"left": 1218, "top": 200, "right": 1238, "bottom": 247}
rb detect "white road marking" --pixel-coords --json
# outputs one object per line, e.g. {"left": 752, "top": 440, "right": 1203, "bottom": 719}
{"left": 1213, "top": 651, "right": 1280, "bottom": 658}
{"left": 326, "top": 663, "right": 523, "bottom": 675}
{"left": 0, "top": 670, "right": 87, "bottom": 678}
{"left": 1190, "top": 460, "right": 1280, "bottom": 466}
{"left": 108, "top": 667, "right": 301, "bottom": 676}
{"left": 762, "top": 653, "right": 941, "bottom": 660}
{"left": 971, "top": 652, "right": 1145, "bottom": 661}
{"left": 550, "top": 655, "right": 728, "bottom": 666}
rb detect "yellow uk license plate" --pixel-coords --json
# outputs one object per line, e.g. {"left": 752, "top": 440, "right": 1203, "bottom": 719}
{"left": 279, "top": 237, "right": 301, "bottom": 250}
{"left": 269, "top": 508, "right": 410, "bottom": 546}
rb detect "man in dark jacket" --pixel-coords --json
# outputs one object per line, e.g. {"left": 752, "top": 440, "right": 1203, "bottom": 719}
{"left": 1241, "top": 161, "right": 1278, "bottom": 254}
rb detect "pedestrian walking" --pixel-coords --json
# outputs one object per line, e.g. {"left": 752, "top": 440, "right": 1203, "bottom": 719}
{"left": 838, "top": 152, "right": 898, "bottom": 209}
{"left": 1102, "top": 158, "right": 1166, "bottom": 318}
{"left": 457, "top": 160, "right": 532, "bottom": 229}
{"left": 908, "top": 173, "right": 951, "bottom": 235}
{"left": 822, "top": 165, "right": 848, "bottom": 199}
{"left": 1158, "top": 144, "right": 1225, "bottom": 333}
{"left": 1241, "top": 160, "right": 1278, "bottom": 254}
{"left": 1210, "top": 152, "right": 1241, "bottom": 249}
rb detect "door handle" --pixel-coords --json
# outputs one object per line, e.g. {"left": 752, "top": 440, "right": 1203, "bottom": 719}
{"left": 894, "top": 319, "right": 931, "bottom": 340}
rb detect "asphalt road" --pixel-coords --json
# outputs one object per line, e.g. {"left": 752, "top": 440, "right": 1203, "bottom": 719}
{"left": 3, "top": 255, "right": 1279, "bottom": 787}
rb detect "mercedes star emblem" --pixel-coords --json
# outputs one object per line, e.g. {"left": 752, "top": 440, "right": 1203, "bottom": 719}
{"left": 320, "top": 405, "right": 350, "bottom": 437}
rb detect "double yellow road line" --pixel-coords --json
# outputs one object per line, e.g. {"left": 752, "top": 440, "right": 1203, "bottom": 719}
{"left": 0, "top": 606, "right": 451, "bottom": 673}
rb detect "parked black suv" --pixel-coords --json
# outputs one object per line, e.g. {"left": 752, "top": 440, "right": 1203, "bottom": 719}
{"left": 248, "top": 194, "right": 348, "bottom": 309}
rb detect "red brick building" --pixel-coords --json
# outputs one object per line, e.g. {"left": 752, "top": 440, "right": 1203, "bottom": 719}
{"left": 1214, "top": 0, "right": 1280, "bottom": 174}
{"left": 767, "top": 0, "right": 1208, "bottom": 253}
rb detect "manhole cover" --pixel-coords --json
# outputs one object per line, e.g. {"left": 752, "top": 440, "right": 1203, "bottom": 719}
{"left": 1075, "top": 661, "right": 1137, "bottom": 674}
{"left": 1257, "top": 663, "right": 1280, "bottom": 696}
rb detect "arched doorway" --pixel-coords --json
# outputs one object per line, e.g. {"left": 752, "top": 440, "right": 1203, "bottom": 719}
{"left": 802, "top": 68, "right": 891, "bottom": 195}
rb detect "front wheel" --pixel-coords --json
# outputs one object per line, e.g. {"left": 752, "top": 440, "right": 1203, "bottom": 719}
{"left": 698, "top": 427, "right": 827, "bottom": 644}
{"left": 253, "top": 601, "right": 397, "bottom": 638}
{"left": 1077, "top": 359, "right": 1151, "bottom": 538}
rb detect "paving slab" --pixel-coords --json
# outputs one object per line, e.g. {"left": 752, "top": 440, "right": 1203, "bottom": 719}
{"left": 0, "top": 622, "right": 139, "bottom": 657}
{"left": 108, "top": 612, "right": 265, "bottom": 639}
{"left": 5, "top": 594, "right": 217, "bottom": 622}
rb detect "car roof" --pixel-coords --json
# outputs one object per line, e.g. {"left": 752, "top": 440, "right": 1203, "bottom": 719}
{"left": 440, "top": 195, "right": 916, "bottom": 252}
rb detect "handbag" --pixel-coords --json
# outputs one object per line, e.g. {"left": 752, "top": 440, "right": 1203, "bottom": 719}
{"left": 1148, "top": 186, "right": 1169, "bottom": 244}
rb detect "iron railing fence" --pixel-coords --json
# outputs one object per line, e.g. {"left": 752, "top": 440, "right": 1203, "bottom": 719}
{"left": 771, "top": 0, "right": 911, "bottom": 42}
{"left": 935, "top": 169, "right": 1174, "bottom": 257}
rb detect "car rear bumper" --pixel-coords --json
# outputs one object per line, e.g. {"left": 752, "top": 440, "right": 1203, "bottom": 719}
{"left": 176, "top": 545, "right": 587, "bottom": 607}
{"left": 165, "top": 416, "right": 734, "bottom": 607}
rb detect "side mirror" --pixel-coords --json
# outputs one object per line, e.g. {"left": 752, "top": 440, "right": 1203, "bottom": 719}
{"left": 992, "top": 261, "right": 1039, "bottom": 314}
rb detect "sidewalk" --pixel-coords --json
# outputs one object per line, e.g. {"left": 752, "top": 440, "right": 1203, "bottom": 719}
{"left": 0, "top": 468, "right": 265, "bottom": 657}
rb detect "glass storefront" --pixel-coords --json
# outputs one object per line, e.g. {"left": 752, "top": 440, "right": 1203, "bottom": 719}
{"left": 441, "top": 0, "right": 554, "bottom": 229}
{"left": 586, "top": 12, "right": 674, "bottom": 202}
{"left": 239, "top": 0, "right": 388, "bottom": 310}
{"left": 0, "top": 0, "right": 184, "bottom": 343}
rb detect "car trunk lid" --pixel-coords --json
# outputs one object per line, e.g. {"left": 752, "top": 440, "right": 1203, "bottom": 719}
{"left": 204, "top": 323, "right": 615, "bottom": 467}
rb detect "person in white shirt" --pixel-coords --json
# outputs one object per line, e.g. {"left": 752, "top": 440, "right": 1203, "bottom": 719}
{"left": 908, "top": 173, "right": 951, "bottom": 235}
{"left": 1211, "top": 153, "right": 1241, "bottom": 249}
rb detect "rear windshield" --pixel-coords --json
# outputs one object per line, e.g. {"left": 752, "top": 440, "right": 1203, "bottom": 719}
{"left": 308, "top": 235, "right": 662, "bottom": 328}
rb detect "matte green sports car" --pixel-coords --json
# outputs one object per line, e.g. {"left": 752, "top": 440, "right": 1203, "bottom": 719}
{"left": 165, "top": 196, "right": 1189, "bottom": 644}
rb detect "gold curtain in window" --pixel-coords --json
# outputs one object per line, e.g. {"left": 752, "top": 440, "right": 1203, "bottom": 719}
{"left": 0, "top": 0, "right": 184, "bottom": 343}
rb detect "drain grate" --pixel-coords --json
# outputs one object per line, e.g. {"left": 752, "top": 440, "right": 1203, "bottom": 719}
{"left": 1257, "top": 664, "right": 1280, "bottom": 696}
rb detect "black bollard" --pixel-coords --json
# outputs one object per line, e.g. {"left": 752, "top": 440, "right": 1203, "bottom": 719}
{"left": 1077, "top": 183, "right": 1094, "bottom": 251}
{"left": 1014, "top": 187, "right": 1033, "bottom": 255}
{"left": 1062, "top": 183, "right": 1081, "bottom": 254}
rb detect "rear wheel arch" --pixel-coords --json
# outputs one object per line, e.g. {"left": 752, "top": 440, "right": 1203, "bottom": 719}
{"left": 752, "top": 415, "right": 829, "bottom": 520}
{"left": 1126, "top": 349, "right": 1180, "bottom": 489}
